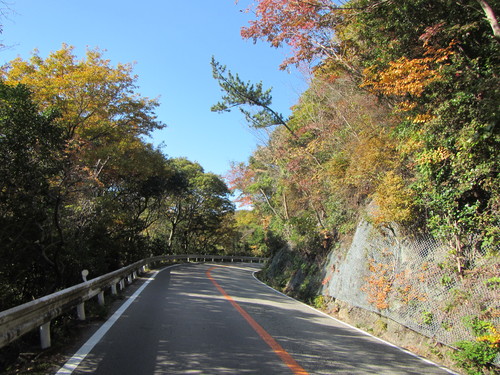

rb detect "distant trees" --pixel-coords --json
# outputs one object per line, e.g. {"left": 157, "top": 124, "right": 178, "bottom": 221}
{"left": 232, "top": 209, "right": 269, "bottom": 257}
{"left": 153, "top": 158, "right": 234, "bottom": 254}
{"left": 0, "top": 46, "right": 235, "bottom": 311}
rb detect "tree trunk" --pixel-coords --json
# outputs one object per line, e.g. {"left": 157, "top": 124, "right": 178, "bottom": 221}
{"left": 476, "top": 0, "right": 500, "bottom": 40}
{"left": 167, "top": 221, "right": 177, "bottom": 250}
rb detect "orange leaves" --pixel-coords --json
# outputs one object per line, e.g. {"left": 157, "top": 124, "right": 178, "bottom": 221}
{"left": 363, "top": 56, "right": 442, "bottom": 97}
{"left": 361, "top": 43, "right": 456, "bottom": 131}
{"left": 394, "top": 270, "right": 428, "bottom": 305}
{"left": 362, "top": 259, "right": 393, "bottom": 310}
{"left": 225, "top": 162, "right": 256, "bottom": 192}
{"left": 362, "top": 43, "right": 455, "bottom": 99}
{"left": 363, "top": 258, "right": 428, "bottom": 311}
{"left": 225, "top": 162, "right": 256, "bottom": 207}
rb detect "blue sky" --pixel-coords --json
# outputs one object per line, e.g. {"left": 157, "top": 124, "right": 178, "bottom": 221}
{"left": 1, "top": 0, "right": 307, "bottom": 177}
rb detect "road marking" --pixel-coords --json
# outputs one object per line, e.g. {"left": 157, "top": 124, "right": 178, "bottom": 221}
{"left": 55, "top": 265, "right": 178, "bottom": 375}
{"left": 251, "top": 271, "right": 459, "bottom": 375}
{"left": 206, "top": 267, "right": 309, "bottom": 375}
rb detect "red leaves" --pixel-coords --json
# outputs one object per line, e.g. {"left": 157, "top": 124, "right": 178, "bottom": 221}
{"left": 225, "top": 162, "right": 256, "bottom": 207}
{"left": 241, "top": 0, "right": 336, "bottom": 69}
{"left": 225, "top": 162, "right": 255, "bottom": 191}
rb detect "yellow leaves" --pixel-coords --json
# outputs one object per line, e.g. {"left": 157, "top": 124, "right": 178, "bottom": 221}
{"left": 372, "top": 171, "right": 415, "bottom": 225}
{"left": 323, "top": 153, "right": 349, "bottom": 181}
{"left": 416, "top": 146, "right": 452, "bottom": 165}
{"left": 1, "top": 44, "right": 153, "bottom": 140}
{"left": 362, "top": 56, "right": 442, "bottom": 97}
{"left": 1, "top": 44, "right": 164, "bottom": 190}
{"left": 343, "top": 129, "right": 398, "bottom": 194}
{"left": 477, "top": 325, "right": 500, "bottom": 349}
{"left": 412, "top": 113, "right": 435, "bottom": 124}
{"left": 395, "top": 101, "right": 417, "bottom": 112}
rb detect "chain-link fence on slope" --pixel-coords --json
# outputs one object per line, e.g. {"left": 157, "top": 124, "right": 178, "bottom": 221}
{"left": 322, "top": 221, "right": 499, "bottom": 352}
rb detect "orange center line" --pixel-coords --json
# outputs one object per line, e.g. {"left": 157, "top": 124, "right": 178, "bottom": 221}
{"left": 206, "top": 267, "right": 309, "bottom": 375}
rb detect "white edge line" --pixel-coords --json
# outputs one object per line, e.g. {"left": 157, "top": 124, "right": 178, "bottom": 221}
{"left": 251, "top": 270, "right": 459, "bottom": 375}
{"left": 55, "top": 264, "right": 179, "bottom": 375}
{"left": 206, "top": 263, "right": 263, "bottom": 273}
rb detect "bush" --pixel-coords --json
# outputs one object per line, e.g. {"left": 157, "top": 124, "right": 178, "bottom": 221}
{"left": 452, "top": 317, "right": 500, "bottom": 375}
{"left": 452, "top": 340, "right": 498, "bottom": 375}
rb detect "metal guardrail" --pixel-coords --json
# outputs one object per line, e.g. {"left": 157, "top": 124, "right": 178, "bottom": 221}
{"left": 0, "top": 254, "right": 266, "bottom": 349}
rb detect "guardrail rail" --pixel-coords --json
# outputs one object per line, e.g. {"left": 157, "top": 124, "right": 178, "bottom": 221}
{"left": 0, "top": 254, "right": 266, "bottom": 349}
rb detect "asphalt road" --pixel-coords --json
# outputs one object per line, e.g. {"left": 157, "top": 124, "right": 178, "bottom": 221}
{"left": 56, "top": 263, "right": 455, "bottom": 374}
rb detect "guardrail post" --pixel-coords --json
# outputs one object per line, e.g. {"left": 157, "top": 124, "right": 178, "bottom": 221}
{"left": 111, "top": 283, "right": 118, "bottom": 295}
{"left": 98, "top": 291, "right": 105, "bottom": 306}
{"left": 77, "top": 303, "right": 86, "bottom": 320}
{"left": 133, "top": 271, "right": 137, "bottom": 279}
{"left": 40, "top": 321, "right": 51, "bottom": 349}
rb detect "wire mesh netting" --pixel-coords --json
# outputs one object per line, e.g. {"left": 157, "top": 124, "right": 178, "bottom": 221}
{"left": 321, "top": 220, "right": 499, "bottom": 349}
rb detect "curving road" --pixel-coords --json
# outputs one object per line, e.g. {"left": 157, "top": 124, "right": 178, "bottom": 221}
{"left": 55, "top": 263, "right": 455, "bottom": 374}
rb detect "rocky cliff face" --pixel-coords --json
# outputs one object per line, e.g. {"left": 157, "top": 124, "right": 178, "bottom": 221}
{"left": 320, "top": 219, "right": 498, "bottom": 349}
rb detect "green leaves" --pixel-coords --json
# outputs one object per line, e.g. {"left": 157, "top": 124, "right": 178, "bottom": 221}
{"left": 233, "top": 0, "right": 500, "bottom": 264}
{"left": 452, "top": 317, "right": 500, "bottom": 375}
{"left": 0, "top": 82, "right": 66, "bottom": 309}
{"left": 0, "top": 49, "right": 238, "bottom": 311}
{"left": 211, "top": 57, "right": 292, "bottom": 132}
{"left": 159, "top": 158, "right": 235, "bottom": 254}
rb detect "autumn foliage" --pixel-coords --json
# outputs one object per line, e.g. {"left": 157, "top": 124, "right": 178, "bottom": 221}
{"left": 210, "top": 1, "right": 500, "bottom": 314}
{"left": 240, "top": 0, "right": 342, "bottom": 69}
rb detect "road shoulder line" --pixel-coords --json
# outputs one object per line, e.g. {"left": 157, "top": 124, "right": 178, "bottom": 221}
{"left": 251, "top": 271, "right": 458, "bottom": 375}
{"left": 55, "top": 265, "right": 178, "bottom": 374}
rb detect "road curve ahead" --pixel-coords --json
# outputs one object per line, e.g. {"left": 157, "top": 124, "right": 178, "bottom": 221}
{"left": 56, "top": 263, "right": 454, "bottom": 375}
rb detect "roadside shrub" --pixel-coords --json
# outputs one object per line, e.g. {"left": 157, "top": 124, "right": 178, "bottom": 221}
{"left": 452, "top": 317, "right": 500, "bottom": 375}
